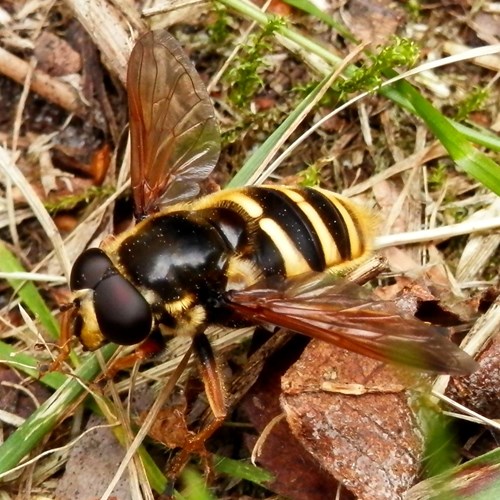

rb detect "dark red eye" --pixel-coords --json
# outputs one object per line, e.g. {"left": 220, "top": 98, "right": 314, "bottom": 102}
{"left": 71, "top": 248, "right": 113, "bottom": 291}
{"left": 94, "top": 274, "right": 152, "bottom": 345}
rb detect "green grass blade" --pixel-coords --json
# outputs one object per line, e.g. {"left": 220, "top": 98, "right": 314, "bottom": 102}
{"left": 454, "top": 121, "right": 500, "bottom": 151}
{"left": 0, "top": 342, "right": 168, "bottom": 493}
{"left": 218, "top": 0, "right": 500, "bottom": 188}
{"left": 0, "top": 340, "right": 66, "bottom": 389}
{"left": 0, "top": 241, "right": 81, "bottom": 367}
{"left": 410, "top": 446, "right": 500, "bottom": 498}
{"left": 227, "top": 72, "right": 334, "bottom": 187}
{"left": 378, "top": 77, "right": 500, "bottom": 152}
{"left": 0, "top": 242, "right": 60, "bottom": 340}
{"left": 0, "top": 344, "right": 115, "bottom": 477}
{"left": 396, "top": 81, "right": 500, "bottom": 194}
{"left": 214, "top": 456, "right": 273, "bottom": 486}
{"left": 175, "top": 468, "right": 216, "bottom": 500}
{"left": 282, "top": 0, "right": 355, "bottom": 42}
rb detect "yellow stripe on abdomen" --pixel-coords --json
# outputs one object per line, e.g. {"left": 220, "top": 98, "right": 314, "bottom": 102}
{"left": 259, "top": 217, "right": 312, "bottom": 276}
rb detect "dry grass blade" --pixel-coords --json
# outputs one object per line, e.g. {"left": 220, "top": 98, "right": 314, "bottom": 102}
{"left": 99, "top": 347, "right": 192, "bottom": 500}
{"left": 456, "top": 198, "right": 500, "bottom": 281}
{"left": 375, "top": 217, "right": 500, "bottom": 248}
{"left": 0, "top": 146, "right": 71, "bottom": 280}
{"left": 247, "top": 44, "right": 368, "bottom": 186}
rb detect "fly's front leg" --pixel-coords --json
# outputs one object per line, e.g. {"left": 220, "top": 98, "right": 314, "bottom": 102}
{"left": 48, "top": 303, "right": 76, "bottom": 372}
{"left": 105, "top": 328, "right": 165, "bottom": 378}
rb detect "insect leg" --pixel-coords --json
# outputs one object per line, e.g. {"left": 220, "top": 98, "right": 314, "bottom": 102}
{"left": 168, "top": 332, "right": 226, "bottom": 477}
{"left": 105, "top": 328, "right": 166, "bottom": 378}
{"left": 49, "top": 303, "right": 76, "bottom": 371}
{"left": 193, "top": 332, "right": 226, "bottom": 420}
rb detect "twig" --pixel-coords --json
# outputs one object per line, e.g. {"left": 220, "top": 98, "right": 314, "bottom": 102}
{"left": 0, "top": 46, "right": 85, "bottom": 116}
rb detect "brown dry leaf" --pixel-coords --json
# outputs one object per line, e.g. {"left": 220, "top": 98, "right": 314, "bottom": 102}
{"left": 55, "top": 384, "right": 163, "bottom": 499}
{"left": 341, "top": 0, "right": 406, "bottom": 46}
{"left": 447, "top": 332, "right": 500, "bottom": 419}
{"left": 373, "top": 179, "right": 413, "bottom": 235}
{"left": 380, "top": 247, "right": 421, "bottom": 274}
{"left": 145, "top": 404, "right": 194, "bottom": 450}
{"left": 422, "top": 264, "right": 456, "bottom": 291}
{"left": 471, "top": 11, "right": 500, "bottom": 42}
{"left": 34, "top": 31, "right": 82, "bottom": 76}
{"left": 372, "top": 176, "right": 425, "bottom": 269}
{"left": 268, "top": 0, "right": 293, "bottom": 17}
{"left": 375, "top": 276, "right": 437, "bottom": 304}
{"left": 406, "top": 461, "right": 500, "bottom": 500}
{"left": 240, "top": 339, "right": 343, "bottom": 499}
{"left": 243, "top": 412, "right": 343, "bottom": 499}
{"left": 376, "top": 275, "right": 478, "bottom": 331}
{"left": 281, "top": 340, "right": 426, "bottom": 500}
{"left": 254, "top": 0, "right": 293, "bottom": 16}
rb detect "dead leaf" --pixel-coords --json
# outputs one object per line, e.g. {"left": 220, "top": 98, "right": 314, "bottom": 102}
{"left": 447, "top": 332, "right": 500, "bottom": 419}
{"left": 54, "top": 385, "right": 163, "bottom": 500}
{"left": 241, "top": 338, "right": 343, "bottom": 499}
{"left": 471, "top": 12, "right": 500, "bottom": 42}
{"left": 53, "top": 213, "right": 79, "bottom": 232}
{"left": 341, "top": 0, "right": 406, "bottom": 46}
{"left": 375, "top": 273, "right": 477, "bottom": 327}
{"left": 375, "top": 276, "right": 437, "bottom": 306}
{"left": 281, "top": 341, "right": 426, "bottom": 499}
{"left": 268, "top": 0, "right": 293, "bottom": 17}
{"left": 373, "top": 180, "right": 412, "bottom": 235}
{"left": 34, "top": 31, "right": 82, "bottom": 76}
{"left": 380, "top": 247, "right": 421, "bottom": 274}
{"left": 144, "top": 404, "right": 194, "bottom": 450}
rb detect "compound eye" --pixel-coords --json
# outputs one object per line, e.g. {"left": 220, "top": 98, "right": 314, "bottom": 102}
{"left": 71, "top": 248, "right": 113, "bottom": 291}
{"left": 94, "top": 274, "right": 152, "bottom": 345}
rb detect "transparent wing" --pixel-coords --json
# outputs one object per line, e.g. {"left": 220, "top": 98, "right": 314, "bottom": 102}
{"left": 226, "top": 281, "right": 477, "bottom": 376}
{"left": 128, "top": 30, "right": 220, "bottom": 219}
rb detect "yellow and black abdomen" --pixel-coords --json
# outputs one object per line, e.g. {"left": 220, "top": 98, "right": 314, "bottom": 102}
{"left": 113, "top": 185, "right": 374, "bottom": 298}
{"left": 192, "top": 185, "right": 375, "bottom": 280}
{"left": 104, "top": 185, "right": 374, "bottom": 337}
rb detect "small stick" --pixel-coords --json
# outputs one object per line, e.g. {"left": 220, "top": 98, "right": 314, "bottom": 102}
{"left": 0, "top": 46, "right": 85, "bottom": 116}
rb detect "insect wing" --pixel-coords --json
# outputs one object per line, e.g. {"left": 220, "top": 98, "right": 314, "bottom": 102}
{"left": 226, "top": 285, "right": 478, "bottom": 376}
{"left": 128, "top": 31, "right": 221, "bottom": 219}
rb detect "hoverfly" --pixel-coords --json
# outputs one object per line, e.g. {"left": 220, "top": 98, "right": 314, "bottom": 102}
{"left": 64, "top": 30, "right": 477, "bottom": 457}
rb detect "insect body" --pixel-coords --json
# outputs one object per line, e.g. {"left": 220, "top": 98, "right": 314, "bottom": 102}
{"left": 70, "top": 185, "right": 373, "bottom": 352}
{"left": 64, "top": 30, "right": 476, "bottom": 441}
